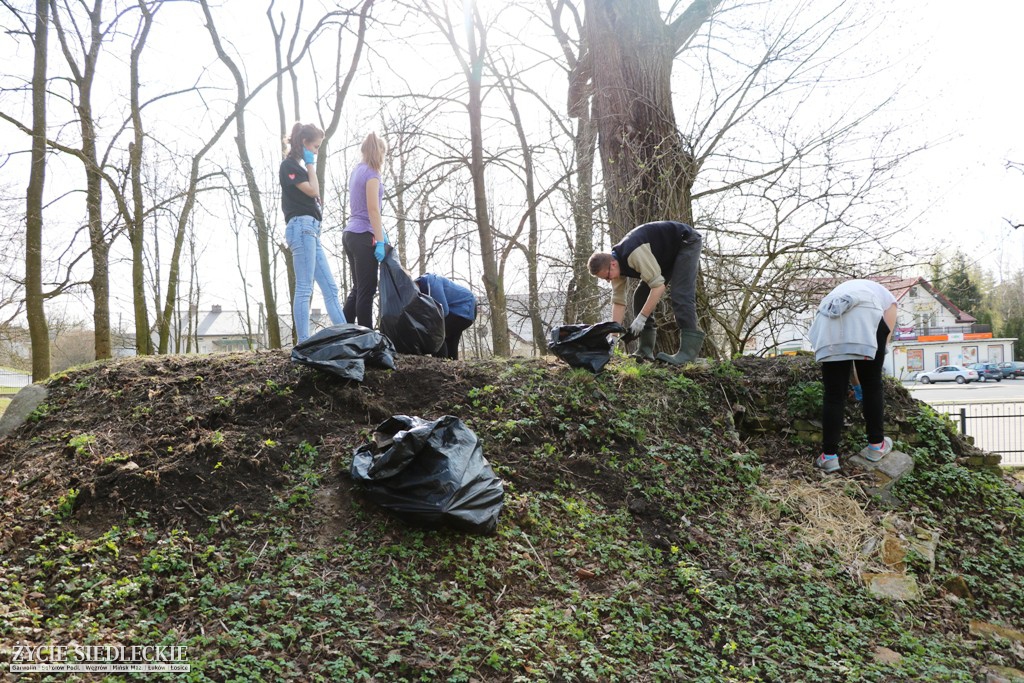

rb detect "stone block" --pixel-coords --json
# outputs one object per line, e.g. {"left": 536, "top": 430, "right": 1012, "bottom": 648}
{"left": 970, "top": 621, "right": 1024, "bottom": 644}
{"left": 880, "top": 534, "right": 907, "bottom": 570}
{"left": 985, "top": 665, "right": 1024, "bottom": 683}
{"left": 943, "top": 575, "right": 973, "bottom": 600}
{"left": 908, "top": 528, "right": 940, "bottom": 573}
{"left": 846, "top": 449, "right": 914, "bottom": 505}
{"left": 872, "top": 646, "right": 903, "bottom": 665}
{"left": 861, "top": 572, "right": 920, "bottom": 601}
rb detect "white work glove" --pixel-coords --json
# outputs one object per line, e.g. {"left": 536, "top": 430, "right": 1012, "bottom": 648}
{"left": 628, "top": 314, "right": 648, "bottom": 337}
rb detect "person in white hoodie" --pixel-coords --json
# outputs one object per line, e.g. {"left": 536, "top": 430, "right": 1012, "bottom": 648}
{"left": 807, "top": 279, "right": 898, "bottom": 472}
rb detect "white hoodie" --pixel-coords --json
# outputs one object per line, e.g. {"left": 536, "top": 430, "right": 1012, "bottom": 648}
{"left": 808, "top": 280, "right": 896, "bottom": 362}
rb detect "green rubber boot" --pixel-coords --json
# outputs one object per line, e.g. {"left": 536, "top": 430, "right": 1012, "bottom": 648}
{"left": 656, "top": 329, "right": 706, "bottom": 366}
{"left": 630, "top": 327, "right": 657, "bottom": 362}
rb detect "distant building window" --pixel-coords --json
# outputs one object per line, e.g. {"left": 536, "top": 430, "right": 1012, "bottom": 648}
{"left": 909, "top": 287, "right": 917, "bottom": 298}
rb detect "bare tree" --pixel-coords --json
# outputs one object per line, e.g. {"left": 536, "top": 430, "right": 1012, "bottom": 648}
{"left": 544, "top": 0, "right": 601, "bottom": 325}
{"left": 200, "top": 0, "right": 283, "bottom": 349}
{"left": 683, "top": 1, "right": 922, "bottom": 356}
{"left": 416, "top": 0, "right": 511, "bottom": 355}
{"left": 126, "top": 0, "right": 157, "bottom": 354}
{"left": 574, "top": 0, "right": 722, "bottom": 239}
{"left": 26, "top": 0, "right": 52, "bottom": 380}
{"left": 147, "top": 0, "right": 341, "bottom": 353}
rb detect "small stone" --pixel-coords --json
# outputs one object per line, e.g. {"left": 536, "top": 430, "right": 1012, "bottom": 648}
{"left": 985, "top": 665, "right": 1024, "bottom": 683}
{"left": 970, "top": 621, "right": 1024, "bottom": 644}
{"left": 880, "top": 534, "right": 907, "bottom": 569}
{"left": 861, "top": 572, "right": 920, "bottom": 601}
{"left": 872, "top": 646, "right": 902, "bottom": 665}
{"left": 943, "top": 576, "right": 973, "bottom": 601}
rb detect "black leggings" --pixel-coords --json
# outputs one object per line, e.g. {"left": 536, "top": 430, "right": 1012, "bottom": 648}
{"left": 820, "top": 320, "right": 889, "bottom": 455}
{"left": 342, "top": 231, "right": 378, "bottom": 328}
{"left": 437, "top": 313, "right": 473, "bottom": 360}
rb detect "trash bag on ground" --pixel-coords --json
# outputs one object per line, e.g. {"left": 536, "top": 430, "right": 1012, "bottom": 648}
{"left": 378, "top": 247, "right": 445, "bottom": 355}
{"left": 350, "top": 414, "right": 504, "bottom": 534}
{"left": 547, "top": 321, "right": 627, "bottom": 373}
{"left": 291, "top": 323, "right": 396, "bottom": 381}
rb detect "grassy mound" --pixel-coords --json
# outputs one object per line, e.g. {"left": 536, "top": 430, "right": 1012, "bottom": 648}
{"left": 0, "top": 351, "right": 1022, "bottom": 682}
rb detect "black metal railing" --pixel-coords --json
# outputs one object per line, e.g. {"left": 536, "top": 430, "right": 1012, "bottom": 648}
{"left": 935, "top": 400, "right": 1024, "bottom": 465}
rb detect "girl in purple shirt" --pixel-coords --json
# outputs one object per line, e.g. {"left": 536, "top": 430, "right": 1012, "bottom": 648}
{"left": 342, "top": 133, "right": 388, "bottom": 327}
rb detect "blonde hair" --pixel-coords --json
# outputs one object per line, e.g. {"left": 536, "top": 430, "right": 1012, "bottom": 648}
{"left": 361, "top": 133, "right": 387, "bottom": 171}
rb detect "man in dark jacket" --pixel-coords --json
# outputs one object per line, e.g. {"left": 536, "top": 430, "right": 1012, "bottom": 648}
{"left": 587, "top": 220, "right": 704, "bottom": 365}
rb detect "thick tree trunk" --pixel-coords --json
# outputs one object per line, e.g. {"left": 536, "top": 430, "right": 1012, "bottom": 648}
{"left": 582, "top": 0, "right": 716, "bottom": 240}
{"left": 26, "top": 0, "right": 50, "bottom": 381}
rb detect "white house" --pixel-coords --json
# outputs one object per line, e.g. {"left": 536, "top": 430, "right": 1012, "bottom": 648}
{"left": 154, "top": 305, "right": 269, "bottom": 354}
{"left": 749, "top": 276, "right": 1017, "bottom": 380}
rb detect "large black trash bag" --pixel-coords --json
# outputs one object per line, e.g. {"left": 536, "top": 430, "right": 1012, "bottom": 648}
{"left": 291, "top": 323, "right": 396, "bottom": 381}
{"left": 378, "top": 247, "right": 445, "bottom": 355}
{"left": 350, "top": 415, "right": 504, "bottom": 534}
{"left": 547, "top": 321, "right": 627, "bottom": 373}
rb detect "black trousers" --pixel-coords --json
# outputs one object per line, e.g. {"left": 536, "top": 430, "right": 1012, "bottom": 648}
{"left": 437, "top": 313, "right": 473, "bottom": 360}
{"left": 820, "top": 320, "right": 889, "bottom": 455}
{"left": 342, "top": 231, "right": 378, "bottom": 328}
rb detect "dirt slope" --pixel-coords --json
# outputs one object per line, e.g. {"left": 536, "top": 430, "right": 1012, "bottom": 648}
{"left": 1, "top": 351, "right": 1022, "bottom": 682}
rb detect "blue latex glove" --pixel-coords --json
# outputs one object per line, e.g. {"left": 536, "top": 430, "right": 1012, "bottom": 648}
{"left": 852, "top": 384, "right": 863, "bottom": 402}
{"left": 374, "top": 241, "right": 386, "bottom": 262}
{"left": 303, "top": 148, "right": 315, "bottom": 165}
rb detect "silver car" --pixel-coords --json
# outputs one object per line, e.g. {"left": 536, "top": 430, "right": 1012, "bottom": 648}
{"left": 917, "top": 365, "right": 979, "bottom": 384}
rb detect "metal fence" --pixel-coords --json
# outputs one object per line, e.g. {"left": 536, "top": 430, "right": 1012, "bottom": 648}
{"left": 931, "top": 400, "right": 1024, "bottom": 467}
{"left": 0, "top": 369, "right": 31, "bottom": 394}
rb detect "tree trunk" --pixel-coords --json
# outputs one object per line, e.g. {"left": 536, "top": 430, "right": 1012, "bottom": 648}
{"left": 201, "top": 4, "right": 282, "bottom": 350}
{"left": 26, "top": 0, "right": 51, "bottom": 381}
{"left": 582, "top": 0, "right": 717, "bottom": 240}
{"left": 464, "top": 6, "right": 509, "bottom": 356}
{"left": 566, "top": 110, "right": 600, "bottom": 324}
{"left": 235, "top": 120, "right": 282, "bottom": 349}
{"left": 501, "top": 77, "right": 545, "bottom": 352}
{"left": 129, "top": 2, "right": 154, "bottom": 355}
{"left": 50, "top": 0, "right": 112, "bottom": 359}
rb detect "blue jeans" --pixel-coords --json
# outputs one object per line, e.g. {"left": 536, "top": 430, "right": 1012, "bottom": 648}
{"left": 286, "top": 215, "right": 346, "bottom": 342}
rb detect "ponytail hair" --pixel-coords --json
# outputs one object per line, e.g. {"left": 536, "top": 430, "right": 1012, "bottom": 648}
{"left": 360, "top": 132, "right": 387, "bottom": 171}
{"left": 285, "top": 122, "right": 324, "bottom": 161}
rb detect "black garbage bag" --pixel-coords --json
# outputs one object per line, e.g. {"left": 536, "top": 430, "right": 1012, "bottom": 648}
{"left": 378, "top": 247, "right": 445, "bottom": 355}
{"left": 350, "top": 415, "right": 504, "bottom": 534}
{"left": 547, "top": 321, "right": 627, "bottom": 373}
{"left": 291, "top": 323, "right": 396, "bottom": 381}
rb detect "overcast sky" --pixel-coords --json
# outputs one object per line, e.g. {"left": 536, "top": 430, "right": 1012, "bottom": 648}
{"left": 891, "top": 1, "right": 1023, "bottom": 277}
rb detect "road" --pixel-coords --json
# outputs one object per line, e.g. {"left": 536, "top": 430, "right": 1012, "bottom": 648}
{"left": 905, "top": 377, "right": 1024, "bottom": 403}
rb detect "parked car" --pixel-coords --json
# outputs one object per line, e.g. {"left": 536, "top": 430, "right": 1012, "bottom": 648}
{"left": 967, "top": 363, "right": 1002, "bottom": 382}
{"left": 997, "top": 361, "right": 1024, "bottom": 378}
{"left": 917, "top": 365, "right": 979, "bottom": 384}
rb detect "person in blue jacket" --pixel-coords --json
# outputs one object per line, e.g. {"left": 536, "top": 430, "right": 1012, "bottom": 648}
{"left": 415, "top": 273, "right": 476, "bottom": 360}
